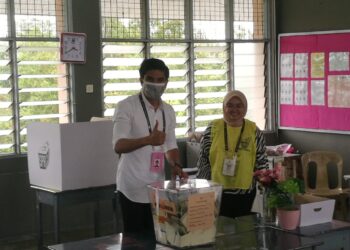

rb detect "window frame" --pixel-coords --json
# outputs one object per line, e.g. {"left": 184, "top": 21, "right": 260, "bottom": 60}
{"left": 100, "top": 0, "right": 276, "bottom": 136}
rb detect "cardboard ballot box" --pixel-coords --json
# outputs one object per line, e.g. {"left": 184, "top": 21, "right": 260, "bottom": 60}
{"left": 295, "top": 194, "right": 335, "bottom": 227}
{"left": 147, "top": 179, "right": 222, "bottom": 248}
{"left": 27, "top": 121, "right": 118, "bottom": 191}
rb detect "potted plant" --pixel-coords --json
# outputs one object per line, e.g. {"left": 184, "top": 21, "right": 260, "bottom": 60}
{"left": 254, "top": 164, "right": 305, "bottom": 230}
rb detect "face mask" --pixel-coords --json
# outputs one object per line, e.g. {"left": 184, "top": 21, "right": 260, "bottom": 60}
{"left": 142, "top": 81, "right": 166, "bottom": 100}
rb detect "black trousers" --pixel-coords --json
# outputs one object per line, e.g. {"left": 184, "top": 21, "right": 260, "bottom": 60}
{"left": 118, "top": 192, "right": 155, "bottom": 239}
{"left": 219, "top": 188, "right": 257, "bottom": 218}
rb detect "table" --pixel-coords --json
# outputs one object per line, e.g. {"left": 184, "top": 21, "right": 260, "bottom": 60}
{"left": 31, "top": 184, "right": 118, "bottom": 249}
{"left": 294, "top": 220, "right": 350, "bottom": 250}
{"left": 241, "top": 215, "right": 350, "bottom": 250}
{"left": 47, "top": 215, "right": 324, "bottom": 250}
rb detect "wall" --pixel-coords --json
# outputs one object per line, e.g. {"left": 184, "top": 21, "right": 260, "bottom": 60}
{"left": 276, "top": 0, "right": 350, "bottom": 175}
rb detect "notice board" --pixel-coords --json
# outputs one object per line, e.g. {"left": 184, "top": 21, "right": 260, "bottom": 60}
{"left": 278, "top": 30, "right": 350, "bottom": 133}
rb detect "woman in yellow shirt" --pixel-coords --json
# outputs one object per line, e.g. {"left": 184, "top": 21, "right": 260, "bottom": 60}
{"left": 197, "top": 90, "right": 268, "bottom": 218}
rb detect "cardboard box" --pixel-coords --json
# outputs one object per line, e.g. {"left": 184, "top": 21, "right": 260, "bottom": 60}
{"left": 147, "top": 179, "right": 222, "bottom": 248}
{"left": 27, "top": 121, "right": 118, "bottom": 191}
{"left": 295, "top": 194, "right": 335, "bottom": 227}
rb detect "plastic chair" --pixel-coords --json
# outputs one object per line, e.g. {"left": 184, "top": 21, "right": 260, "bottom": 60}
{"left": 301, "top": 151, "right": 350, "bottom": 220}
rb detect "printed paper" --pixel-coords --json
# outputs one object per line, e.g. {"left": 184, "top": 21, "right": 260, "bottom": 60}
{"left": 329, "top": 52, "right": 349, "bottom": 71}
{"left": 187, "top": 192, "right": 215, "bottom": 231}
{"left": 280, "top": 53, "right": 293, "bottom": 78}
{"left": 311, "top": 52, "right": 325, "bottom": 78}
{"left": 328, "top": 75, "right": 350, "bottom": 108}
{"left": 280, "top": 80, "right": 293, "bottom": 104}
{"left": 295, "top": 53, "right": 308, "bottom": 78}
{"left": 311, "top": 80, "right": 325, "bottom": 106}
{"left": 295, "top": 80, "right": 308, "bottom": 105}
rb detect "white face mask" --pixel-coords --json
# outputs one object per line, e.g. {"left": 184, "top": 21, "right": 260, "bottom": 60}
{"left": 142, "top": 81, "right": 166, "bottom": 100}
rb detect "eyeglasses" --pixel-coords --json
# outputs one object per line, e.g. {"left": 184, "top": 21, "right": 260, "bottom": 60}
{"left": 225, "top": 103, "right": 244, "bottom": 109}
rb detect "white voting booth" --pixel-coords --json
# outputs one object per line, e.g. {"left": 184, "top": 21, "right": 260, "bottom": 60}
{"left": 27, "top": 121, "right": 118, "bottom": 191}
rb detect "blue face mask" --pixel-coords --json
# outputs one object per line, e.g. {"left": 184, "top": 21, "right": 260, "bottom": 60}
{"left": 142, "top": 81, "right": 166, "bottom": 100}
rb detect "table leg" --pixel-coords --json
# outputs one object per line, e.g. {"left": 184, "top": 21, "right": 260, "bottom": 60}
{"left": 94, "top": 201, "right": 100, "bottom": 237}
{"left": 36, "top": 198, "right": 43, "bottom": 249}
{"left": 112, "top": 194, "right": 117, "bottom": 232}
{"left": 53, "top": 197, "right": 60, "bottom": 243}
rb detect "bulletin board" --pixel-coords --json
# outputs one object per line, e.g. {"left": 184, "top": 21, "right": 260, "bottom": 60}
{"left": 278, "top": 30, "right": 350, "bottom": 133}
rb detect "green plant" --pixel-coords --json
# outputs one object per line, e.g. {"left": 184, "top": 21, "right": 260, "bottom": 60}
{"left": 267, "top": 178, "right": 305, "bottom": 210}
{"left": 254, "top": 166, "right": 305, "bottom": 210}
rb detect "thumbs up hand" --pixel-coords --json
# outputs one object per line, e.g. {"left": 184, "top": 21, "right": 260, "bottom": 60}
{"left": 149, "top": 120, "right": 165, "bottom": 146}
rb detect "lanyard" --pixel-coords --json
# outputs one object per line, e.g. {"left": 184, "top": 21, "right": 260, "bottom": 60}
{"left": 224, "top": 120, "right": 245, "bottom": 153}
{"left": 139, "top": 93, "right": 166, "bottom": 134}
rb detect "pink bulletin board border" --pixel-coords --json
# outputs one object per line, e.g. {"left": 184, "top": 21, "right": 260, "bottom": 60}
{"left": 278, "top": 30, "right": 350, "bottom": 134}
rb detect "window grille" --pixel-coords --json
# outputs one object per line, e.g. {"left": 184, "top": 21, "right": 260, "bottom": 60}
{"left": 101, "top": 0, "right": 272, "bottom": 137}
{"left": 193, "top": 0, "right": 226, "bottom": 40}
{"left": 0, "top": 0, "right": 69, "bottom": 155}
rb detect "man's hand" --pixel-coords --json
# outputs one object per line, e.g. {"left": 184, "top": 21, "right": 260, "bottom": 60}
{"left": 148, "top": 120, "right": 165, "bottom": 146}
{"left": 171, "top": 162, "right": 189, "bottom": 180}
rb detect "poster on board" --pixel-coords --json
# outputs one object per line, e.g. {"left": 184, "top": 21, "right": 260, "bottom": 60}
{"left": 278, "top": 30, "right": 350, "bottom": 133}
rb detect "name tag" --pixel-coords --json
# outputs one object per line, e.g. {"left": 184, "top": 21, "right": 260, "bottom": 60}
{"left": 222, "top": 155, "right": 237, "bottom": 176}
{"left": 150, "top": 151, "right": 165, "bottom": 173}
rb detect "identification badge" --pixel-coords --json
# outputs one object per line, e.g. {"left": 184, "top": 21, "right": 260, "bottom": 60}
{"left": 222, "top": 155, "right": 237, "bottom": 176}
{"left": 150, "top": 151, "right": 165, "bottom": 173}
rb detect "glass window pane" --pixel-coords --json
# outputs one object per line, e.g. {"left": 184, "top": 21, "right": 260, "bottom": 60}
{"left": 103, "top": 42, "right": 144, "bottom": 116}
{"left": 234, "top": 0, "right": 265, "bottom": 39}
{"left": 234, "top": 42, "right": 266, "bottom": 129}
{"left": 149, "top": 0, "right": 185, "bottom": 39}
{"left": 101, "top": 0, "right": 142, "bottom": 39}
{"left": 17, "top": 41, "right": 69, "bottom": 152}
{"left": 14, "top": 0, "right": 64, "bottom": 38}
{"left": 0, "top": 41, "right": 14, "bottom": 154}
{"left": 193, "top": 0, "right": 226, "bottom": 40}
{"left": 0, "top": 0, "right": 8, "bottom": 38}
{"left": 150, "top": 43, "right": 189, "bottom": 136}
{"left": 194, "top": 43, "right": 228, "bottom": 131}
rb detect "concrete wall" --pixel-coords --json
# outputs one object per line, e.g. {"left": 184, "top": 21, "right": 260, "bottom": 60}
{"left": 276, "top": 0, "right": 350, "bottom": 175}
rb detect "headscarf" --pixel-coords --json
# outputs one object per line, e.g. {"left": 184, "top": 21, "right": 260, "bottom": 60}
{"left": 223, "top": 90, "right": 248, "bottom": 116}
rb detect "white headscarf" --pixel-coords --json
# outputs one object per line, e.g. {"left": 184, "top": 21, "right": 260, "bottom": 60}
{"left": 223, "top": 90, "right": 248, "bottom": 116}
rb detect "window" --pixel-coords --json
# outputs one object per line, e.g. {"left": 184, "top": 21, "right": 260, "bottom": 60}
{"left": 101, "top": 0, "right": 273, "bottom": 137}
{"left": 0, "top": 0, "right": 69, "bottom": 155}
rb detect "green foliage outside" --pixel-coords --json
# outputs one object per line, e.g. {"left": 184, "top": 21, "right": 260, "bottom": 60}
{"left": 0, "top": 20, "right": 67, "bottom": 154}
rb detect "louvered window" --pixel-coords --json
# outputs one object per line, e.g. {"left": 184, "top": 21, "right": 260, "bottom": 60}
{"left": 0, "top": 0, "right": 69, "bottom": 155}
{"left": 101, "top": 0, "right": 273, "bottom": 136}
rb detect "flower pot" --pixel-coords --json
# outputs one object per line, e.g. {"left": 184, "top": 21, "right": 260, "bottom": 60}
{"left": 277, "top": 208, "right": 300, "bottom": 230}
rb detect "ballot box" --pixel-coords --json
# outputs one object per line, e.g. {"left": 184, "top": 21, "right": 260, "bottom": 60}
{"left": 147, "top": 179, "right": 222, "bottom": 248}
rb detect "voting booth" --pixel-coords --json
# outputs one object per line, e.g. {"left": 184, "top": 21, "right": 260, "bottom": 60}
{"left": 27, "top": 121, "right": 118, "bottom": 191}
{"left": 148, "top": 179, "right": 222, "bottom": 248}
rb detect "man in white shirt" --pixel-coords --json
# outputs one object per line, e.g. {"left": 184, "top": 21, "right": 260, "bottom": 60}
{"left": 112, "top": 58, "right": 187, "bottom": 238}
